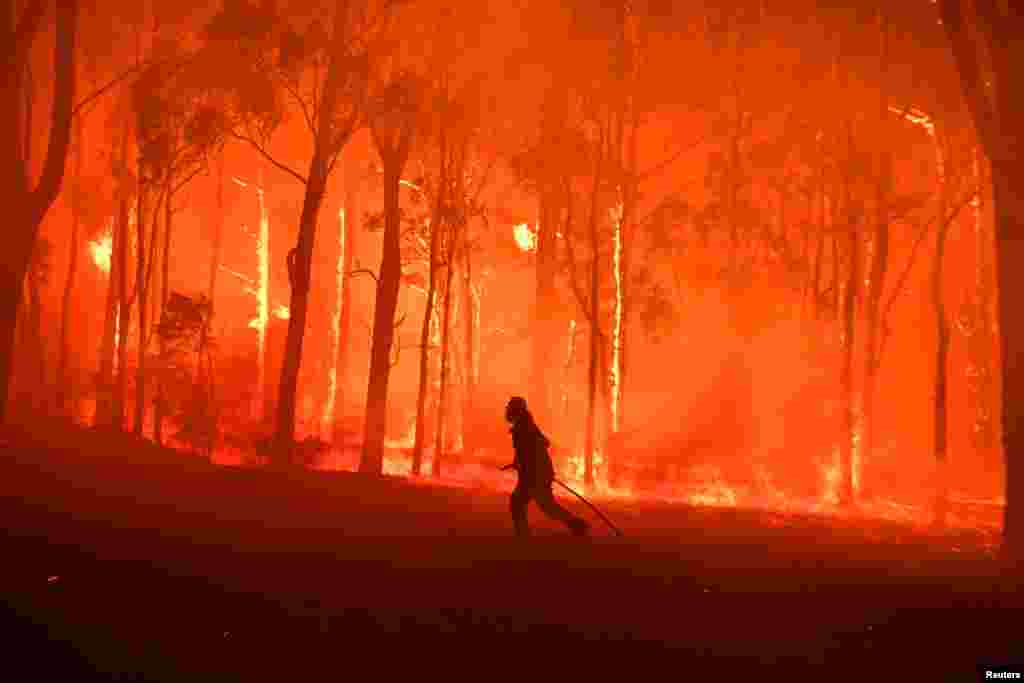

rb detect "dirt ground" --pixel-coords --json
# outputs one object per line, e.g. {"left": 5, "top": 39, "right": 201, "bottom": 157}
{"left": 1, "top": 420, "right": 1020, "bottom": 681}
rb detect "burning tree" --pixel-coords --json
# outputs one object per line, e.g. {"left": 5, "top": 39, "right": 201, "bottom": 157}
{"left": 131, "top": 35, "right": 226, "bottom": 438}
{"left": 154, "top": 292, "right": 215, "bottom": 457}
{"left": 938, "top": 0, "right": 1024, "bottom": 563}
{"left": 0, "top": 1, "right": 78, "bottom": 425}
{"left": 361, "top": 72, "right": 424, "bottom": 475}
{"left": 200, "top": 0, "right": 390, "bottom": 466}
{"left": 229, "top": 171, "right": 272, "bottom": 424}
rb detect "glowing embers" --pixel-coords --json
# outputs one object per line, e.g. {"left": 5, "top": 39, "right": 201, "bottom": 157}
{"left": 513, "top": 222, "right": 537, "bottom": 253}
{"left": 89, "top": 221, "right": 114, "bottom": 274}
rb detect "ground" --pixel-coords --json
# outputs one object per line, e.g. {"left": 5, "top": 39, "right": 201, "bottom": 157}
{"left": 1, "top": 419, "right": 1020, "bottom": 681}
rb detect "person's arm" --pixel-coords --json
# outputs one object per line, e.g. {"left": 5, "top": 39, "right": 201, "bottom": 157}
{"left": 503, "top": 428, "right": 524, "bottom": 472}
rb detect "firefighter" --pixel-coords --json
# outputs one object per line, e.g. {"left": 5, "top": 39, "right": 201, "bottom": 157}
{"left": 501, "top": 396, "right": 589, "bottom": 537}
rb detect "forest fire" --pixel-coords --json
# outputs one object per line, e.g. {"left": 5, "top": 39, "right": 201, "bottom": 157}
{"left": 232, "top": 176, "right": 270, "bottom": 421}
{"left": 7, "top": 2, "right": 1024, "bottom": 676}
{"left": 89, "top": 223, "right": 113, "bottom": 274}
{"left": 3, "top": 0, "right": 1019, "bottom": 633}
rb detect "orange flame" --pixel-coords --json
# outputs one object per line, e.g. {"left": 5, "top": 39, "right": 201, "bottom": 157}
{"left": 322, "top": 208, "right": 346, "bottom": 439}
{"left": 610, "top": 201, "right": 624, "bottom": 434}
{"left": 274, "top": 304, "right": 290, "bottom": 320}
{"left": 513, "top": 223, "right": 537, "bottom": 253}
{"left": 89, "top": 222, "right": 113, "bottom": 274}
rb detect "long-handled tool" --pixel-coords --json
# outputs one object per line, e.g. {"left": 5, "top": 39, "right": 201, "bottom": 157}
{"left": 552, "top": 477, "right": 625, "bottom": 537}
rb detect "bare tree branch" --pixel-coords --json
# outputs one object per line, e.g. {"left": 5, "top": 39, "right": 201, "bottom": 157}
{"left": 348, "top": 268, "right": 379, "bottom": 284}
{"left": 172, "top": 166, "right": 205, "bottom": 196}
{"left": 229, "top": 131, "right": 308, "bottom": 185}
{"left": 71, "top": 63, "right": 145, "bottom": 119}
{"left": 638, "top": 134, "right": 706, "bottom": 183}
{"left": 878, "top": 188, "right": 978, "bottom": 362}
{"left": 938, "top": 0, "right": 1001, "bottom": 158}
{"left": 280, "top": 77, "right": 317, "bottom": 134}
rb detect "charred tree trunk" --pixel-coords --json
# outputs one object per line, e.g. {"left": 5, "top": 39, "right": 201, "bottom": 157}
{"left": 861, "top": 9, "right": 891, "bottom": 501}
{"left": 461, "top": 242, "right": 477, "bottom": 459}
{"left": 58, "top": 115, "right": 84, "bottom": 418}
{"left": 412, "top": 151, "right": 444, "bottom": 476}
{"left": 432, "top": 260, "right": 456, "bottom": 478}
{"left": 932, "top": 160, "right": 952, "bottom": 527}
{"left": 113, "top": 174, "right": 133, "bottom": 431}
{"left": 361, "top": 155, "right": 408, "bottom": 474}
{"left": 361, "top": 77, "right": 418, "bottom": 475}
{"left": 939, "top": 0, "right": 1024, "bottom": 562}
{"left": 25, "top": 247, "right": 46, "bottom": 414}
{"left": 531, "top": 84, "right": 567, "bottom": 432}
{"left": 0, "top": 0, "right": 77, "bottom": 426}
{"left": 273, "top": 161, "right": 327, "bottom": 465}
{"left": 272, "top": 11, "right": 354, "bottom": 467}
{"left": 132, "top": 184, "right": 149, "bottom": 435}
{"left": 332, "top": 173, "right": 358, "bottom": 444}
{"left": 583, "top": 130, "right": 606, "bottom": 488}
{"left": 991, "top": 155, "right": 1024, "bottom": 562}
{"left": 155, "top": 175, "right": 178, "bottom": 446}
{"left": 837, "top": 126, "right": 860, "bottom": 508}
{"left": 808, "top": 131, "right": 827, "bottom": 320}
{"left": 134, "top": 181, "right": 163, "bottom": 436}
{"left": 96, "top": 213, "right": 119, "bottom": 427}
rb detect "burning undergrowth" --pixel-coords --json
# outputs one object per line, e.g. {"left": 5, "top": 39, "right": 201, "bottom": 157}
{"left": 252, "top": 437, "right": 1004, "bottom": 540}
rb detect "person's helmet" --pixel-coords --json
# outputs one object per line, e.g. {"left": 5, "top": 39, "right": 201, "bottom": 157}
{"left": 505, "top": 396, "right": 528, "bottom": 422}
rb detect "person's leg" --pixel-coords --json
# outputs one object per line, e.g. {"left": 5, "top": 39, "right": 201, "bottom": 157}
{"left": 533, "top": 482, "right": 587, "bottom": 533}
{"left": 510, "top": 485, "right": 531, "bottom": 536}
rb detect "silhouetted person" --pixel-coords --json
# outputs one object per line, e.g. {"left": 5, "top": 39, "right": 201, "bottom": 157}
{"left": 501, "top": 396, "right": 588, "bottom": 537}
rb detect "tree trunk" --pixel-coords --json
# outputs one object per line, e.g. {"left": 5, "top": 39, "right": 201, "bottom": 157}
{"left": 27, "top": 245, "right": 46, "bottom": 414}
{"left": 432, "top": 261, "right": 455, "bottom": 478}
{"left": 155, "top": 178, "right": 177, "bottom": 445}
{"left": 932, "top": 177, "right": 952, "bottom": 527}
{"left": 0, "top": 0, "right": 78, "bottom": 425}
{"left": 332, "top": 173, "right": 357, "bottom": 444}
{"left": 531, "top": 83, "right": 567, "bottom": 432}
{"left": 461, "top": 243, "right": 477, "bottom": 460}
{"left": 361, "top": 156, "right": 407, "bottom": 474}
{"left": 938, "top": 0, "right": 1024, "bottom": 563}
{"left": 0, "top": 270, "right": 23, "bottom": 426}
{"left": 992, "top": 158, "right": 1024, "bottom": 561}
{"left": 113, "top": 181, "right": 132, "bottom": 431}
{"left": 95, "top": 213, "right": 119, "bottom": 427}
{"left": 323, "top": 200, "right": 346, "bottom": 441}
{"left": 133, "top": 184, "right": 150, "bottom": 435}
{"left": 838, "top": 131, "right": 860, "bottom": 508}
{"left": 272, "top": 6, "right": 354, "bottom": 465}
{"left": 58, "top": 115, "right": 84, "bottom": 418}
{"left": 412, "top": 214, "right": 440, "bottom": 476}
{"left": 860, "top": 8, "right": 890, "bottom": 502}
{"left": 273, "top": 160, "right": 327, "bottom": 465}
{"left": 583, "top": 136, "right": 605, "bottom": 488}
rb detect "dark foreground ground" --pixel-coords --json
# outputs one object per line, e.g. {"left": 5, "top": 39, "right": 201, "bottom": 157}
{"left": 1, "top": 420, "right": 1021, "bottom": 681}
